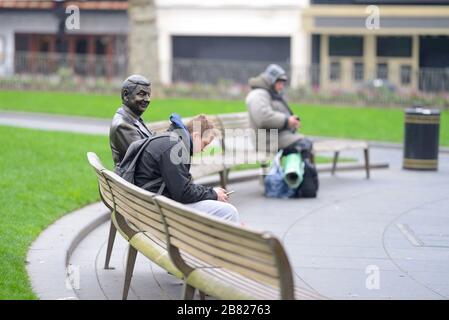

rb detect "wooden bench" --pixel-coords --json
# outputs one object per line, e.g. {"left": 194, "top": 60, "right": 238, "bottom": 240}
{"left": 87, "top": 152, "right": 325, "bottom": 300}
{"left": 311, "top": 139, "right": 370, "bottom": 179}
{"left": 213, "top": 112, "right": 372, "bottom": 179}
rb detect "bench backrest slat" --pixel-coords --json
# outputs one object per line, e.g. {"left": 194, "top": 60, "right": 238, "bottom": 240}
{"left": 108, "top": 192, "right": 165, "bottom": 235}
{"left": 166, "top": 222, "right": 278, "bottom": 276}
{"left": 87, "top": 152, "right": 114, "bottom": 210}
{"left": 100, "top": 169, "right": 167, "bottom": 243}
{"left": 217, "top": 113, "right": 250, "bottom": 129}
{"left": 159, "top": 206, "right": 272, "bottom": 253}
{"left": 154, "top": 195, "right": 293, "bottom": 296}
{"left": 171, "top": 238, "right": 279, "bottom": 287}
{"left": 106, "top": 182, "right": 162, "bottom": 222}
{"left": 156, "top": 198, "right": 271, "bottom": 248}
{"left": 164, "top": 216, "right": 274, "bottom": 261}
{"left": 98, "top": 179, "right": 161, "bottom": 240}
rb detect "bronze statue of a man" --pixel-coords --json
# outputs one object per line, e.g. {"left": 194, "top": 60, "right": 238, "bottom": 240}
{"left": 109, "top": 74, "right": 154, "bottom": 166}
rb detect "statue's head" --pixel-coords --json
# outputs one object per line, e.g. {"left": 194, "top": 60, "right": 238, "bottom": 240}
{"left": 121, "top": 74, "right": 151, "bottom": 116}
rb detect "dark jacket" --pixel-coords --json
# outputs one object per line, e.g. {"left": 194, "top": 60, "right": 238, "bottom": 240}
{"left": 109, "top": 105, "right": 154, "bottom": 166}
{"left": 133, "top": 127, "right": 218, "bottom": 204}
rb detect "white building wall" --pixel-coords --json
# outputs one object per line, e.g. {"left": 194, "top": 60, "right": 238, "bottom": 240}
{"left": 156, "top": 0, "right": 310, "bottom": 87}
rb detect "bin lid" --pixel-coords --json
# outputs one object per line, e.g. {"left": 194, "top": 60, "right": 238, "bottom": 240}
{"left": 405, "top": 107, "right": 440, "bottom": 116}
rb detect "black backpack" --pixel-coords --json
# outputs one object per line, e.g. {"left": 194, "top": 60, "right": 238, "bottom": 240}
{"left": 294, "top": 158, "right": 319, "bottom": 198}
{"left": 115, "top": 133, "right": 171, "bottom": 194}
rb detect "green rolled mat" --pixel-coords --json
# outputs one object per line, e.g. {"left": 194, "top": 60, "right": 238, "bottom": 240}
{"left": 281, "top": 153, "right": 305, "bottom": 189}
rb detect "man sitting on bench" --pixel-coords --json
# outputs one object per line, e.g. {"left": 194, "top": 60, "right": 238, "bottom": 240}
{"left": 133, "top": 114, "right": 240, "bottom": 223}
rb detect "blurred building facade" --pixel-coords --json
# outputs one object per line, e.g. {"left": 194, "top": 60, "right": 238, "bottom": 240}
{"left": 156, "top": 0, "right": 309, "bottom": 87}
{"left": 304, "top": 0, "right": 449, "bottom": 92}
{"left": 0, "top": 0, "right": 448, "bottom": 96}
{"left": 0, "top": 0, "right": 309, "bottom": 86}
{"left": 0, "top": 0, "right": 129, "bottom": 78}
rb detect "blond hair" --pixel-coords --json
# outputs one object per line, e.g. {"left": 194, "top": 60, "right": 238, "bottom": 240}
{"left": 186, "top": 114, "right": 215, "bottom": 138}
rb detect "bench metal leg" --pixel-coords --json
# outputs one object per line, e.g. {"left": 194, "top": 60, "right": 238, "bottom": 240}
{"left": 260, "top": 161, "right": 269, "bottom": 189}
{"left": 219, "top": 170, "right": 227, "bottom": 189}
{"left": 182, "top": 282, "right": 196, "bottom": 300}
{"left": 104, "top": 219, "right": 117, "bottom": 270}
{"left": 122, "top": 245, "right": 137, "bottom": 300}
{"left": 364, "top": 148, "right": 370, "bottom": 179}
{"left": 199, "top": 291, "right": 206, "bottom": 300}
{"left": 331, "top": 151, "right": 340, "bottom": 175}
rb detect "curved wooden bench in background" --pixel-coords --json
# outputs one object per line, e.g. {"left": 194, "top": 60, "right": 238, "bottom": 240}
{"left": 213, "top": 112, "right": 372, "bottom": 179}
{"left": 147, "top": 112, "right": 373, "bottom": 181}
{"left": 87, "top": 152, "right": 325, "bottom": 300}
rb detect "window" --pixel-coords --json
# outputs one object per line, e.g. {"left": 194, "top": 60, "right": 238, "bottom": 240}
{"left": 15, "top": 34, "right": 29, "bottom": 52}
{"left": 329, "top": 36, "right": 363, "bottom": 57}
{"left": 330, "top": 61, "right": 341, "bottom": 81}
{"left": 75, "top": 38, "right": 88, "bottom": 55}
{"left": 377, "top": 36, "right": 412, "bottom": 57}
{"left": 377, "top": 63, "right": 388, "bottom": 80}
{"left": 353, "top": 62, "right": 364, "bottom": 81}
{"left": 401, "top": 65, "right": 412, "bottom": 85}
{"left": 37, "top": 36, "right": 52, "bottom": 53}
{"left": 95, "top": 37, "right": 110, "bottom": 55}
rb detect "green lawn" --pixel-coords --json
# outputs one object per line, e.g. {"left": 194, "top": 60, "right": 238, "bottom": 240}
{"left": 0, "top": 90, "right": 243, "bottom": 120}
{"left": 0, "top": 126, "right": 113, "bottom": 299}
{"left": 0, "top": 90, "right": 448, "bottom": 145}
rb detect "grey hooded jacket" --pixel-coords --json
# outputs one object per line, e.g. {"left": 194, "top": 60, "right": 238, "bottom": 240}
{"left": 245, "top": 74, "right": 303, "bottom": 153}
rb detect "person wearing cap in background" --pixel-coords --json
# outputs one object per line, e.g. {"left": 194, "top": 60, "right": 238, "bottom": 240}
{"left": 245, "top": 64, "right": 313, "bottom": 159}
{"left": 109, "top": 74, "right": 154, "bottom": 167}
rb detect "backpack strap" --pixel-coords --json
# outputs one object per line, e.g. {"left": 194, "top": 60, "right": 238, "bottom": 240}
{"left": 141, "top": 176, "right": 163, "bottom": 189}
{"left": 157, "top": 182, "right": 166, "bottom": 195}
{"left": 117, "top": 132, "right": 173, "bottom": 183}
{"left": 141, "top": 176, "right": 166, "bottom": 196}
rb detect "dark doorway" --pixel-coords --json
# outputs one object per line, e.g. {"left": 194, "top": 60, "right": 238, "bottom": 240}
{"left": 419, "top": 36, "right": 449, "bottom": 92}
{"left": 172, "top": 36, "right": 291, "bottom": 84}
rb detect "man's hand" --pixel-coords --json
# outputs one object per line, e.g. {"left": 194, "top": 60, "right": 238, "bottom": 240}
{"left": 288, "top": 115, "right": 300, "bottom": 130}
{"left": 213, "top": 187, "right": 229, "bottom": 202}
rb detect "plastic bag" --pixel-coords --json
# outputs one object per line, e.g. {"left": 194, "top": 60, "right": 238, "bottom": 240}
{"left": 264, "top": 151, "right": 296, "bottom": 198}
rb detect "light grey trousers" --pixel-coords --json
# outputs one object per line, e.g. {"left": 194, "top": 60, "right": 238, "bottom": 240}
{"left": 185, "top": 200, "right": 240, "bottom": 223}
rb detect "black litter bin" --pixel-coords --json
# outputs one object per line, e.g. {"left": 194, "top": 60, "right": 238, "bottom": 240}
{"left": 403, "top": 107, "right": 440, "bottom": 170}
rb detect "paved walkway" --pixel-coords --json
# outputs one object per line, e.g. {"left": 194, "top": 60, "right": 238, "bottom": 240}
{"left": 69, "top": 147, "right": 449, "bottom": 300}
{"left": 0, "top": 111, "right": 111, "bottom": 135}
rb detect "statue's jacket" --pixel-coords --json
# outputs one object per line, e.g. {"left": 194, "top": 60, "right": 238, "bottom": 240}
{"left": 109, "top": 105, "right": 153, "bottom": 166}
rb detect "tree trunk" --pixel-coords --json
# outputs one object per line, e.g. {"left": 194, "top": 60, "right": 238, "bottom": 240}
{"left": 128, "top": 0, "right": 160, "bottom": 86}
